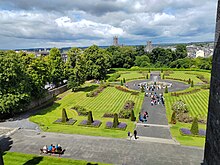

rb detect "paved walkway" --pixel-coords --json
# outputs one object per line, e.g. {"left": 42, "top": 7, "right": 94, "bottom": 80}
{"left": 127, "top": 72, "right": 189, "bottom": 140}
{"left": 0, "top": 129, "right": 204, "bottom": 165}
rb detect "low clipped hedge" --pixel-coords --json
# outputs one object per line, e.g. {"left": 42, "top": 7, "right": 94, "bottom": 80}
{"left": 86, "top": 83, "right": 109, "bottom": 97}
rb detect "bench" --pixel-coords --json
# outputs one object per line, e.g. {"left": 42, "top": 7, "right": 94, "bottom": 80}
{"left": 40, "top": 149, "right": 66, "bottom": 157}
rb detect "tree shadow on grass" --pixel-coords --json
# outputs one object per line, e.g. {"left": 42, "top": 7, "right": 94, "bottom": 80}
{"left": 76, "top": 85, "right": 99, "bottom": 92}
{"left": 23, "top": 156, "right": 43, "bottom": 165}
{"left": 33, "top": 102, "right": 61, "bottom": 116}
{"left": 0, "top": 136, "right": 13, "bottom": 153}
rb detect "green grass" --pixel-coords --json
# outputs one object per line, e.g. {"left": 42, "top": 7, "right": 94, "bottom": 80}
{"left": 165, "top": 89, "right": 209, "bottom": 118}
{"left": 30, "top": 85, "right": 144, "bottom": 138}
{"left": 3, "top": 152, "right": 110, "bottom": 165}
{"left": 165, "top": 87, "right": 209, "bottom": 147}
{"left": 165, "top": 71, "right": 211, "bottom": 84}
{"left": 117, "top": 71, "right": 148, "bottom": 81}
{"left": 170, "top": 123, "right": 206, "bottom": 147}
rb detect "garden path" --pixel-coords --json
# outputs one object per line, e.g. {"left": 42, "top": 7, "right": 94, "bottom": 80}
{"left": 127, "top": 71, "right": 189, "bottom": 141}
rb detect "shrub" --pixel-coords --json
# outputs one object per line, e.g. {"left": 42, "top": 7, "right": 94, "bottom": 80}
{"left": 146, "top": 74, "right": 149, "bottom": 79}
{"left": 62, "top": 108, "right": 68, "bottom": 122}
{"left": 172, "top": 100, "right": 188, "bottom": 113}
{"left": 170, "top": 111, "right": 176, "bottom": 124}
{"left": 113, "top": 113, "right": 119, "bottom": 128}
{"left": 141, "top": 86, "right": 145, "bottom": 92}
{"left": 86, "top": 83, "right": 109, "bottom": 97}
{"left": 119, "top": 110, "right": 131, "bottom": 119}
{"left": 154, "top": 82, "right": 156, "bottom": 85}
{"left": 130, "top": 109, "right": 136, "bottom": 121}
{"left": 148, "top": 69, "right": 151, "bottom": 73}
{"left": 120, "top": 80, "right": 123, "bottom": 86}
{"left": 108, "top": 73, "right": 120, "bottom": 82}
{"left": 124, "top": 100, "right": 135, "bottom": 110}
{"left": 87, "top": 111, "right": 94, "bottom": 125}
{"left": 103, "top": 113, "right": 115, "bottom": 118}
{"left": 123, "top": 78, "right": 126, "bottom": 83}
{"left": 164, "top": 86, "right": 168, "bottom": 93}
{"left": 191, "top": 80, "right": 194, "bottom": 87}
{"left": 188, "top": 78, "right": 191, "bottom": 84}
{"left": 71, "top": 105, "right": 88, "bottom": 116}
{"left": 190, "top": 117, "right": 199, "bottom": 135}
{"left": 162, "top": 74, "right": 165, "bottom": 79}
{"left": 161, "top": 69, "right": 163, "bottom": 73}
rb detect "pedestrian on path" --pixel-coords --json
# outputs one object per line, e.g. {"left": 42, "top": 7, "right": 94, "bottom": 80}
{"left": 128, "top": 131, "right": 132, "bottom": 140}
{"left": 134, "top": 130, "right": 137, "bottom": 139}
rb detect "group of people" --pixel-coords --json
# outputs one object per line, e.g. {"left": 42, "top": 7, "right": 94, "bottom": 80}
{"left": 128, "top": 129, "right": 138, "bottom": 140}
{"left": 42, "top": 144, "right": 63, "bottom": 154}
{"left": 139, "top": 111, "right": 148, "bottom": 123}
{"left": 146, "top": 92, "right": 165, "bottom": 106}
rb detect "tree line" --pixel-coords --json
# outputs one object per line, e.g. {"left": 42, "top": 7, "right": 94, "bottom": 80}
{"left": 0, "top": 44, "right": 212, "bottom": 116}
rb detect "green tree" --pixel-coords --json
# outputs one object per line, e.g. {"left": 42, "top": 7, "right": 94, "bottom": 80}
{"left": 191, "top": 80, "right": 194, "bottom": 87}
{"left": 170, "top": 111, "right": 177, "bottom": 124}
{"left": 48, "top": 48, "right": 65, "bottom": 87}
{"left": 175, "top": 44, "right": 187, "bottom": 59}
{"left": 190, "top": 117, "right": 199, "bottom": 135}
{"left": 123, "top": 78, "right": 126, "bottom": 83}
{"left": 164, "top": 86, "right": 168, "bottom": 93}
{"left": 87, "top": 111, "right": 94, "bottom": 125}
{"left": 113, "top": 113, "right": 119, "bottom": 128}
{"left": 62, "top": 108, "right": 69, "bottom": 122}
{"left": 0, "top": 51, "right": 31, "bottom": 115}
{"left": 67, "top": 54, "right": 87, "bottom": 91}
{"left": 188, "top": 78, "right": 191, "bottom": 84}
{"left": 120, "top": 80, "right": 123, "bottom": 86}
{"left": 130, "top": 110, "right": 136, "bottom": 121}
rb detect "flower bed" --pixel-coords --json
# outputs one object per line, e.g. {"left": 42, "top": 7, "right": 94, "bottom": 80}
{"left": 105, "top": 121, "right": 127, "bottom": 130}
{"left": 71, "top": 105, "right": 88, "bottom": 116}
{"left": 53, "top": 118, "right": 77, "bottom": 125}
{"left": 171, "top": 88, "right": 201, "bottom": 97}
{"left": 179, "top": 128, "right": 206, "bottom": 137}
{"left": 78, "top": 120, "right": 102, "bottom": 128}
{"left": 115, "top": 85, "right": 139, "bottom": 95}
{"left": 165, "top": 77, "right": 188, "bottom": 83}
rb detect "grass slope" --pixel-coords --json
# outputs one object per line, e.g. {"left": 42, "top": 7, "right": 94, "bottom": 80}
{"left": 30, "top": 86, "right": 144, "bottom": 138}
{"left": 3, "top": 152, "right": 110, "bottom": 165}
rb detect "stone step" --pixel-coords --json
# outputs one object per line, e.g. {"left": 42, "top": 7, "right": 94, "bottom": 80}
{"left": 129, "top": 136, "right": 180, "bottom": 145}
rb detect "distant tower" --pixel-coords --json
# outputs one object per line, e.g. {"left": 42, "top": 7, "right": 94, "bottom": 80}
{"left": 113, "top": 36, "right": 119, "bottom": 46}
{"left": 144, "top": 41, "right": 153, "bottom": 53}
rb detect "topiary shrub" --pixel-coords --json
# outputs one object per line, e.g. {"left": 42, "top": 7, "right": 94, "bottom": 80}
{"left": 120, "top": 80, "right": 123, "bottom": 86}
{"left": 87, "top": 111, "right": 94, "bottom": 125}
{"left": 164, "top": 86, "right": 168, "bottom": 93}
{"left": 188, "top": 78, "right": 191, "bottom": 84}
{"left": 146, "top": 74, "right": 148, "bottom": 79}
{"left": 162, "top": 74, "right": 165, "bottom": 79}
{"left": 62, "top": 108, "right": 69, "bottom": 123}
{"left": 130, "top": 109, "right": 136, "bottom": 121}
{"left": 148, "top": 69, "right": 151, "bottom": 73}
{"left": 190, "top": 117, "right": 199, "bottom": 135}
{"left": 191, "top": 80, "right": 194, "bottom": 87}
{"left": 113, "top": 113, "right": 119, "bottom": 128}
{"left": 123, "top": 78, "right": 126, "bottom": 83}
{"left": 141, "top": 86, "right": 145, "bottom": 92}
{"left": 161, "top": 69, "right": 163, "bottom": 73}
{"left": 170, "top": 111, "right": 176, "bottom": 124}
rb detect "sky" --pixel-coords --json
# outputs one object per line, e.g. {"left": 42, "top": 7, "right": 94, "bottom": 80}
{"left": 0, "top": 0, "right": 218, "bottom": 49}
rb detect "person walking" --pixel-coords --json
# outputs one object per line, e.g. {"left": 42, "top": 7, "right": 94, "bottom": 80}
{"left": 134, "top": 130, "right": 137, "bottom": 139}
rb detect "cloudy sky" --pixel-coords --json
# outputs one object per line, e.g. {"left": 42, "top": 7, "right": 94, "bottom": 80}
{"left": 0, "top": 0, "right": 218, "bottom": 49}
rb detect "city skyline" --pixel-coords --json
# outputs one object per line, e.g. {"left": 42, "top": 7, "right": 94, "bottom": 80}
{"left": 0, "top": 0, "right": 217, "bottom": 49}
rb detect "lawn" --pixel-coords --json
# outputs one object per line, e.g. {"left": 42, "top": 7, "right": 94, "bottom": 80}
{"left": 165, "top": 71, "right": 211, "bottom": 84}
{"left": 165, "top": 89, "right": 209, "bottom": 118}
{"left": 117, "top": 71, "right": 148, "bottom": 81}
{"left": 3, "top": 152, "right": 110, "bottom": 165}
{"left": 30, "top": 85, "right": 144, "bottom": 138}
{"left": 165, "top": 87, "right": 209, "bottom": 147}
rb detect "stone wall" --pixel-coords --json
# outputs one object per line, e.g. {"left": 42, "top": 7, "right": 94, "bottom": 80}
{"left": 25, "top": 84, "right": 68, "bottom": 111}
{"left": 204, "top": 0, "right": 220, "bottom": 164}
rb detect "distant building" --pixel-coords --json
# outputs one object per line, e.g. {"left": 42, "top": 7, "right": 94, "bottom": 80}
{"left": 144, "top": 41, "right": 153, "bottom": 53}
{"left": 196, "top": 50, "right": 205, "bottom": 58}
{"left": 113, "top": 36, "right": 119, "bottom": 46}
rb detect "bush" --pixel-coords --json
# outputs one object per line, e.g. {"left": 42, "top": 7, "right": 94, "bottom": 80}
{"left": 130, "top": 110, "right": 136, "bottom": 121}
{"left": 141, "top": 86, "right": 145, "bottom": 92}
{"left": 172, "top": 100, "right": 188, "bottom": 113}
{"left": 162, "top": 74, "right": 165, "bottom": 79}
{"left": 87, "top": 111, "right": 94, "bottom": 125}
{"left": 123, "top": 78, "right": 126, "bottom": 83}
{"left": 71, "top": 105, "right": 88, "bottom": 116}
{"left": 164, "top": 86, "right": 168, "bottom": 93}
{"left": 190, "top": 117, "right": 199, "bottom": 135}
{"left": 62, "top": 108, "right": 68, "bottom": 122}
{"left": 146, "top": 74, "right": 149, "bottom": 79}
{"left": 86, "top": 83, "right": 109, "bottom": 97}
{"left": 119, "top": 110, "right": 131, "bottom": 119}
{"left": 108, "top": 73, "right": 120, "bottom": 82}
{"left": 188, "top": 78, "right": 191, "bottom": 84}
{"left": 170, "top": 111, "right": 176, "bottom": 124}
{"left": 113, "top": 113, "right": 119, "bottom": 128}
{"left": 161, "top": 69, "right": 163, "bottom": 73}
{"left": 191, "top": 80, "right": 194, "bottom": 87}
{"left": 120, "top": 80, "right": 123, "bottom": 86}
